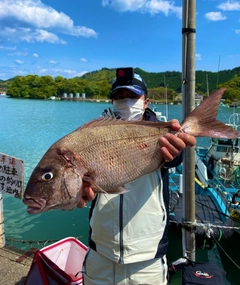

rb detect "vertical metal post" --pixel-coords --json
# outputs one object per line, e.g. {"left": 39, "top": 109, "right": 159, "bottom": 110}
{"left": 206, "top": 74, "right": 209, "bottom": 96}
{"left": 0, "top": 192, "right": 6, "bottom": 248}
{"left": 216, "top": 56, "right": 221, "bottom": 88}
{"left": 182, "top": 0, "right": 196, "bottom": 261}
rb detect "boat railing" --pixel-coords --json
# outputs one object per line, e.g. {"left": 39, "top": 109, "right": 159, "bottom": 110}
{"left": 169, "top": 172, "right": 181, "bottom": 214}
{"left": 209, "top": 178, "right": 236, "bottom": 204}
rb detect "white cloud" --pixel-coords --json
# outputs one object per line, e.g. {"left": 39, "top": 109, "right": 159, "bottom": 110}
{"left": 34, "top": 29, "right": 67, "bottom": 44}
{"left": 0, "top": 27, "right": 67, "bottom": 44}
{"left": 218, "top": 1, "right": 240, "bottom": 11}
{"left": 48, "top": 60, "right": 58, "bottom": 64}
{"left": 80, "top": 58, "right": 87, "bottom": 62}
{"left": 33, "top": 53, "right": 39, "bottom": 57}
{"left": 0, "top": 0, "right": 98, "bottom": 44}
{"left": 62, "top": 69, "right": 78, "bottom": 75}
{"left": 15, "top": 70, "right": 27, "bottom": 75}
{"left": 0, "top": 45, "right": 16, "bottom": 50}
{"left": 39, "top": 68, "right": 48, "bottom": 73}
{"left": 38, "top": 67, "right": 79, "bottom": 77}
{"left": 102, "top": 0, "right": 109, "bottom": 6}
{"left": 15, "top": 59, "right": 24, "bottom": 64}
{"left": 196, "top": 53, "right": 201, "bottom": 61}
{"left": 205, "top": 12, "right": 227, "bottom": 21}
{"left": 235, "top": 29, "right": 240, "bottom": 34}
{"left": 145, "top": 0, "right": 181, "bottom": 17}
{"left": 102, "top": 0, "right": 182, "bottom": 17}
{"left": 78, "top": 71, "right": 88, "bottom": 76}
{"left": 8, "top": 51, "right": 28, "bottom": 56}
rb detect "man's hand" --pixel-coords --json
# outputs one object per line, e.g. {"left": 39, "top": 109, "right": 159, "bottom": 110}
{"left": 159, "top": 119, "right": 196, "bottom": 161}
{"left": 77, "top": 182, "right": 96, "bottom": 208}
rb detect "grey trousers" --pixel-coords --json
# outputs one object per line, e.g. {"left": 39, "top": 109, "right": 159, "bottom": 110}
{"left": 83, "top": 249, "right": 168, "bottom": 285}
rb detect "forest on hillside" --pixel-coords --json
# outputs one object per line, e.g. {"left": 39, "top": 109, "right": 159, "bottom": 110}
{"left": 1, "top": 67, "right": 240, "bottom": 103}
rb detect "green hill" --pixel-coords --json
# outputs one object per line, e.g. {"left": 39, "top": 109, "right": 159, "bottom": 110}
{"left": 2, "top": 66, "right": 240, "bottom": 102}
{"left": 81, "top": 66, "right": 240, "bottom": 94}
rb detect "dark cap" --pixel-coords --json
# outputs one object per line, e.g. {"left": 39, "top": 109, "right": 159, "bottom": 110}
{"left": 110, "top": 68, "right": 148, "bottom": 99}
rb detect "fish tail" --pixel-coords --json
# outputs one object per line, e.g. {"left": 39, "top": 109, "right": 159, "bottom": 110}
{"left": 181, "top": 88, "right": 240, "bottom": 139}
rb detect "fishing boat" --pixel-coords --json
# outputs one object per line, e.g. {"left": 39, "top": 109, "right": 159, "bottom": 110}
{"left": 152, "top": 106, "right": 167, "bottom": 122}
{"left": 168, "top": 114, "right": 240, "bottom": 249}
{"left": 168, "top": 163, "right": 235, "bottom": 250}
{"left": 188, "top": 113, "right": 240, "bottom": 236}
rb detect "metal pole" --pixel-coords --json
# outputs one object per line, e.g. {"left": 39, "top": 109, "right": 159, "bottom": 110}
{"left": 206, "top": 74, "right": 209, "bottom": 96}
{"left": 165, "top": 85, "right": 168, "bottom": 120}
{"left": 0, "top": 192, "right": 6, "bottom": 248}
{"left": 182, "top": 0, "right": 196, "bottom": 261}
{"left": 216, "top": 55, "right": 221, "bottom": 88}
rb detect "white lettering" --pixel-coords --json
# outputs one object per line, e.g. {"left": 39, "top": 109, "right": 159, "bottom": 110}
{"left": 196, "top": 271, "right": 210, "bottom": 277}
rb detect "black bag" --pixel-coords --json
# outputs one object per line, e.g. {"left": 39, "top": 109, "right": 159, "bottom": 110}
{"left": 182, "top": 261, "right": 226, "bottom": 285}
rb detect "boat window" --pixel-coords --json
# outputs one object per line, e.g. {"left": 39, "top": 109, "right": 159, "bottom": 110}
{"left": 216, "top": 146, "right": 228, "bottom": 152}
{"left": 234, "top": 146, "right": 240, "bottom": 153}
{"left": 218, "top": 139, "right": 236, "bottom": 146}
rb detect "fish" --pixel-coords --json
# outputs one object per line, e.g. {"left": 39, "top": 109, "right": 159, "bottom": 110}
{"left": 23, "top": 88, "right": 240, "bottom": 214}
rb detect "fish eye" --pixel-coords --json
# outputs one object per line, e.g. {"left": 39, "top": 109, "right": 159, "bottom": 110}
{"left": 42, "top": 172, "right": 53, "bottom": 181}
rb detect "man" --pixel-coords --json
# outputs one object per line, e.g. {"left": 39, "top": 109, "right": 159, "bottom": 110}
{"left": 78, "top": 68, "right": 196, "bottom": 285}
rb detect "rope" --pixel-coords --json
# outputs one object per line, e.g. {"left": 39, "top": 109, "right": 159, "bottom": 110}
{"left": 6, "top": 235, "right": 86, "bottom": 248}
{"left": 170, "top": 219, "right": 240, "bottom": 230}
{"left": 213, "top": 236, "right": 240, "bottom": 270}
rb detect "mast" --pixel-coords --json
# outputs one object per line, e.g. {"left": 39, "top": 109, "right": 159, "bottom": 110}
{"left": 216, "top": 55, "right": 221, "bottom": 88}
{"left": 206, "top": 74, "right": 209, "bottom": 96}
{"left": 164, "top": 75, "right": 168, "bottom": 119}
{"left": 181, "top": 0, "right": 196, "bottom": 261}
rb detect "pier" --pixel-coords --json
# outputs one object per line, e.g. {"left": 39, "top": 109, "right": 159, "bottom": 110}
{"left": 0, "top": 244, "right": 33, "bottom": 285}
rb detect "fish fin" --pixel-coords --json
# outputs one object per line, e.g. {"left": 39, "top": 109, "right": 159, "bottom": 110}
{"left": 77, "top": 117, "right": 172, "bottom": 130}
{"left": 181, "top": 88, "right": 240, "bottom": 139}
{"left": 82, "top": 175, "right": 107, "bottom": 194}
{"left": 82, "top": 175, "right": 129, "bottom": 194}
{"left": 106, "top": 186, "right": 130, "bottom": 194}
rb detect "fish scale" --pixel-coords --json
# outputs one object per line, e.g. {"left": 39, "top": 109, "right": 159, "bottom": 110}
{"left": 60, "top": 124, "right": 164, "bottom": 190}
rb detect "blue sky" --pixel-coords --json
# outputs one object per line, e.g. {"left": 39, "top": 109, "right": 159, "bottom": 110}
{"left": 0, "top": 0, "right": 240, "bottom": 80}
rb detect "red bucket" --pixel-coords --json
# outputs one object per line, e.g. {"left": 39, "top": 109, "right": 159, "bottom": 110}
{"left": 25, "top": 237, "right": 87, "bottom": 285}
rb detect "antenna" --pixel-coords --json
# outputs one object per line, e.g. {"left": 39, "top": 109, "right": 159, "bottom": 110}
{"left": 206, "top": 74, "right": 209, "bottom": 96}
{"left": 216, "top": 56, "right": 221, "bottom": 88}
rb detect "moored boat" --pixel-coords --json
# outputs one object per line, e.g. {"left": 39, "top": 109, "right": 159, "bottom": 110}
{"left": 193, "top": 113, "right": 240, "bottom": 235}
{"left": 168, "top": 166, "right": 234, "bottom": 250}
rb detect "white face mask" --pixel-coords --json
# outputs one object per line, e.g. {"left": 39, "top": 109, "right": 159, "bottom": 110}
{"left": 113, "top": 98, "right": 144, "bottom": 120}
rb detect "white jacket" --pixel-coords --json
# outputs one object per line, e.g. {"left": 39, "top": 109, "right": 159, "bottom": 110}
{"left": 89, "top": 169, "right": 168, "bottom": 264}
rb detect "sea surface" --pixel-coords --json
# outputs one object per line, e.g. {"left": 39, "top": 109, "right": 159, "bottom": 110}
{"left": 0, "top": 97, "right": 239, "bottom": 284}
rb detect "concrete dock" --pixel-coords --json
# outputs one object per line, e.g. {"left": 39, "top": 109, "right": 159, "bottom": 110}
{"left": 0, "top": 244, "right": 34, "bottom": 285}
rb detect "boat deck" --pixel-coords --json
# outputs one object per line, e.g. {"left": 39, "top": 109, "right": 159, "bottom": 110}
{"left": 169, "top": 173, "right": 235, "bottom": 249}
{"left": 171, "top": 194, "right": 224, "bottom": 224}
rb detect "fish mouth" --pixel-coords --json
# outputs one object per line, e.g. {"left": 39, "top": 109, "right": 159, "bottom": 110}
{"left": 22, "top": 196, "right": 47, "bottom": 214}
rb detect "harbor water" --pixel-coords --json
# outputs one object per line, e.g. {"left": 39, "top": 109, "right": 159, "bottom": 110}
{"left": 0, "top": 97, "right": 239, "bottom": 284}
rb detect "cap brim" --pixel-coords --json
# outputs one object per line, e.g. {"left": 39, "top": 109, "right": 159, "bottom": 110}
{"left": 110, "top": 85, "right": 145, "bottom": 99}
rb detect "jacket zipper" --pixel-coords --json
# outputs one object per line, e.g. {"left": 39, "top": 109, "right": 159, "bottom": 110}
{"left": 157, "top": 170, "right": 166, "bottom": 222}
{"left": 119, "top": 194, "right": 124, "bottom": 264}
